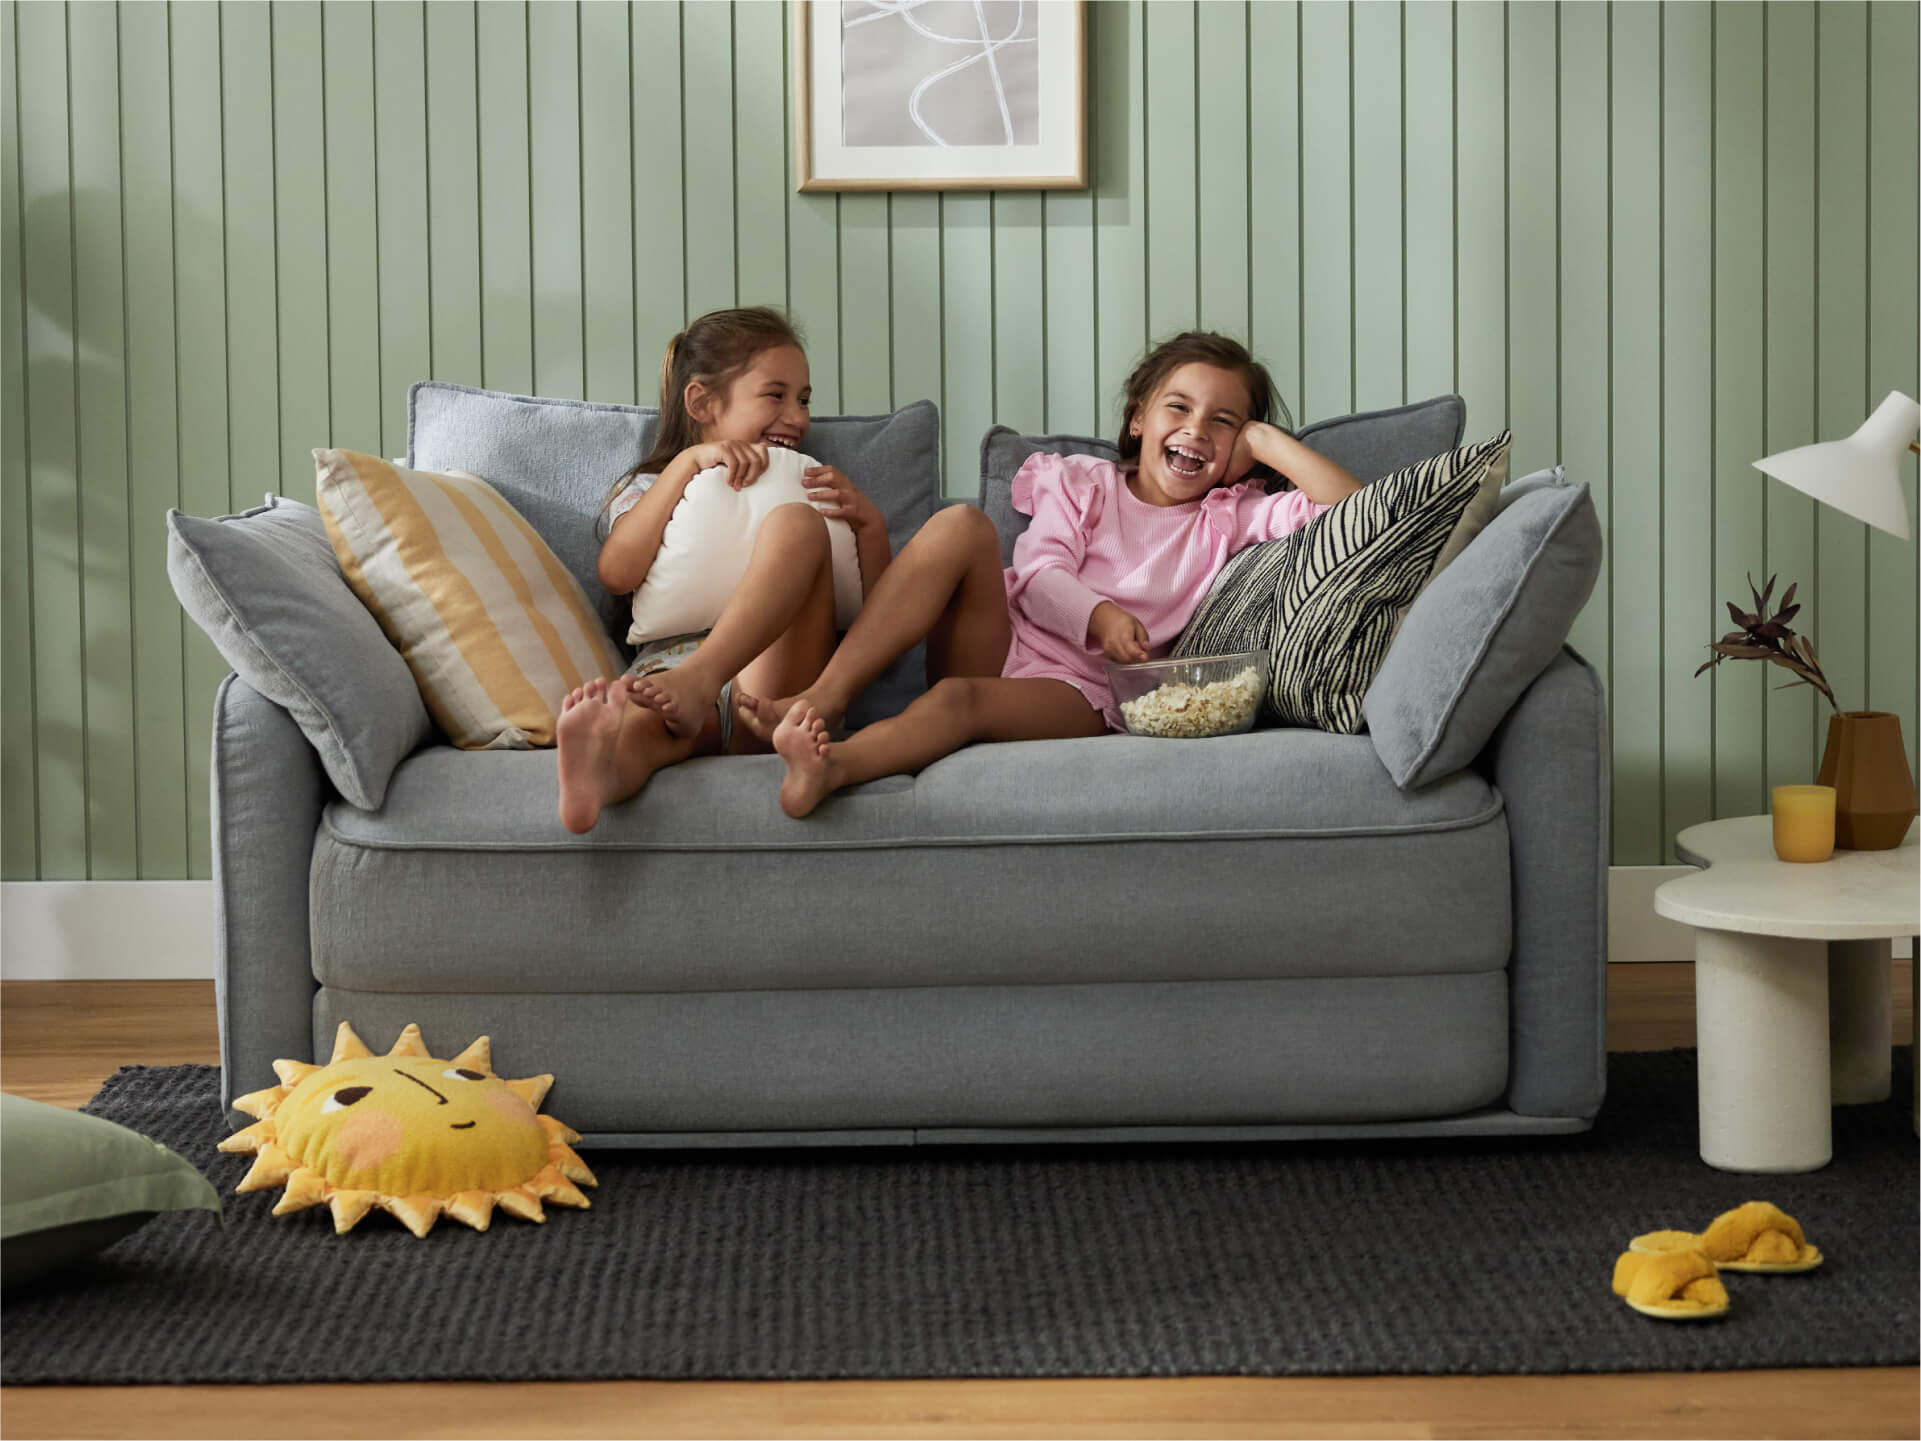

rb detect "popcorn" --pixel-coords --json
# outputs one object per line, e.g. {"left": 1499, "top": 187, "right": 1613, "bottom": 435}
{"left": 1118, "top": 665, "right": 1263, "bottom": 738}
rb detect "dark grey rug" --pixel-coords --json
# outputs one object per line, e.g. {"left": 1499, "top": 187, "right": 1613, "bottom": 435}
{"left": 3, "top": 1050, "right": 1915, "bottom": 1384}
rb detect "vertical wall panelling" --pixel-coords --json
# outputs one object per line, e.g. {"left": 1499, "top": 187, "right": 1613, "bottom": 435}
{"left": 70, "top": 1, "right": 135, "bottom": 878}
{"left": 1506, "top": 1, "right": 1557, "bottom": 485}
{"left": 680, "top": 0, "right": 735, "bottom": 319}
{"left": 1762, "top": 2, "right": 1818, "bottom": 799}
{"left": 119, "top": 0, "right": 188, "bottom": 878}
{"left": 732, "top": 0, "right": 787, "bottom": 315}
{"left": 5, "top": 1, "right": 1917, "bottom": 881}
{"left": 633, "top": 0, "right": 686, "bottom": 387}
{"left": 528, "top": 0, "right": 584, "bottom": 402}
{"left": 16, "top": 0, "right": 84, "bottom": 878}
{"left": 321, "top": 2, "right": 380, "bottom": 455}
{"left": 1142, "top": 0, "right": 1196, "bottom": 346}
{"left": 476, "top": 0, "right": 533, "bottom": 397}
{"left": 1350, "top": 0, "right": 1400, "bottom": 416}
{"left": 1454, "top": 1, "right": 1504, "bottom": 446}
{"left": 940, "top": 193, "right": 992, "bottom": 499}
{"left": 839, "top": 192, "right": 892, "bottom": 415}
{"left": 1711, "top": 0, "right": 1766, "bottom": 821}
{"left": 373, "top": 1, "right": 432, "bottom": 455}
{"left": 1, "top": 2, "right": 36, "bottom": 877}
{"left": 582, "top": 0, "right": 636, "bottom": 407}
{"left": 272, "top": 1, "right": 329, "bottom": 496}
{"left": 1813, "top": 2, "right": 1869, "bottom": 721}
{"left": 1040, "top": 180, "right": 1095, "bottom": 437}
{"left": 1865, "top": 0, "right": 1920, "bottom": 781}
{"left": 423, "top": 0, "right": 481, "bottom": 393}
{"left": 1558, "top": 0, "right": 1609, "bottom": 701}
{"left": 1607, "top": 0, "right": 1664, "bottom": 865}
{"left": 1196, "top": 1, "right": 1249, "bottom": 346}
{"left": 1298, "top": 0, "right": 1350, "bottom": 424}
{"left": 170, "top": 0, "right": 230, "bottom": 879}
{"left": 221, "top": 2, "right": 280, "bottom": 509}
{"left": 1091, "top": 0, "right": 1146, "bottom": 440}
{"left": 993, "top": 193, "right": 1046, "bottom": 437}
{"left": 1661, "top": 1, "right": 1715, "bottom": 862}
{"left": 1400, "top": 0, "right": 1451, "bottom": 418}
{"left": 889, "top": 192, "right": 943, "bottom": 420}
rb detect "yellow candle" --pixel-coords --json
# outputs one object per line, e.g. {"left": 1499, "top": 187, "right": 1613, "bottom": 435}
{"left": 1772, "top": 785, "right": 1836, "bottom": 863}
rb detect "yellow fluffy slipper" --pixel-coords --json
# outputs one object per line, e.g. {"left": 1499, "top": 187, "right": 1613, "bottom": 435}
{"left": 1611, "top": 1247, "right": 1731, "bottom": 1321}
{"left": 1630, "top": 1201, "right": 1823, "bottom": 1273}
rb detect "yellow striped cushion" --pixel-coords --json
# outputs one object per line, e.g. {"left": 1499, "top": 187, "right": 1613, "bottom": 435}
{"left": 315, "top": 449, "right": 623, "bottom": 749}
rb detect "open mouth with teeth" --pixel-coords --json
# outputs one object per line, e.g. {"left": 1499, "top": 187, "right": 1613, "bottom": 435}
{"left": 763, "top": 433, "right": 800, "bottom": 449}
{"left": 1164, "top": 443, "right": 1209, "bottom": 480}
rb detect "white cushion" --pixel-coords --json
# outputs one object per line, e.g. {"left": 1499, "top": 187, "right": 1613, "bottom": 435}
{"left": 625, "top": 445, "right": 863, "bottom": 644}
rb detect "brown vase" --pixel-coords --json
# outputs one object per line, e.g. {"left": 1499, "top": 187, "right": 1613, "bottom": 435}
{"left": 1816, "top": 711, "right": 1918, "bottom": 850}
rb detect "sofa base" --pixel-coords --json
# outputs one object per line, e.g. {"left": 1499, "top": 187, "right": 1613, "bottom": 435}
{"left": 571, "top": 1110, "right": 1592, "bottom": 1149}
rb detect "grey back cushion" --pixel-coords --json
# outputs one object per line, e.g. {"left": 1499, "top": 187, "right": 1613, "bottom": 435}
{"left": 977, "top": 395, "right": 1467, "bottom": 564}
{"left": 408, "top": 383, "right": 943, "bottom": 726}
{"left": 167, "top": 498, "right": 433, "bottom": 810}
{"left": 1363, "top": 469, "right": 1604, "bottom": 789}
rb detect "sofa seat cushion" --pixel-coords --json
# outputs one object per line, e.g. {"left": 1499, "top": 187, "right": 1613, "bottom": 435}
{"left": 312, "top": 733, "right": 1509, "bottom": 995}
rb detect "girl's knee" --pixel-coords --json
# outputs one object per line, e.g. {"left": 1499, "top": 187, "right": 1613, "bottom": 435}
{"left": 764, "top": 500, "right": 831, "bottom": 552}
{"left": 922, "top": 674, "right": 984, "bottom": 726}
{"left": 927, "top": 503, "right": 999, "bottom": 551}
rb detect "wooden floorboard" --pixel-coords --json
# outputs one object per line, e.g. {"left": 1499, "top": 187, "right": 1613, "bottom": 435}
{"left": 3, "top": 965, "right": 1915, "bottom": 1441}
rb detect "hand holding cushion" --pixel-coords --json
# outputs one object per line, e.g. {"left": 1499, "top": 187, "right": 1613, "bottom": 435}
{"left": 624, "top": 445, "right": 865, "bottom": 644}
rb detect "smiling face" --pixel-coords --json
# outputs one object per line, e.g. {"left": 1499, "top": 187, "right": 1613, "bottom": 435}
{"left": 274, "top": 1054, "right": 549, "bottom": 1196}
{"left": 1125, "top": 361, "right": 1256, "bottom": 506}
{"left": 696, "top": 343, "right": 812, "bottom": 453}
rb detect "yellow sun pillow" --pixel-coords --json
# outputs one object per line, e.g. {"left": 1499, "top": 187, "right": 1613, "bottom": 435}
{"left": 317, "top": 449, "right": 622, "bottom": 749}
{"left": 221, "top": 1022, "right": 596, "bottom": 1238}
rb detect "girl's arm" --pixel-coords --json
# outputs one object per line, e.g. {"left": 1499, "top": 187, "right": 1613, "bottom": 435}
{"left": 1232, "top": 423, "right": 1363, "bottom": 508}
{"left": 597, "top": 441, "right": 768, "bottom": 594}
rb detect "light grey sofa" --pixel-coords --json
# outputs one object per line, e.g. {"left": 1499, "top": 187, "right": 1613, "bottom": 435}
{"left": 197, "top": 386, "right": 1609, "bottom": 1148}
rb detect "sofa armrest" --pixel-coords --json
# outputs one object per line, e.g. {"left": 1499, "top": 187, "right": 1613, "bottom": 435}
{"left": 212, "top": 673, "right": 328, "bottom": 1109}
{"left": 1476, "top": 645, "right": 1610, "bottom": 1119}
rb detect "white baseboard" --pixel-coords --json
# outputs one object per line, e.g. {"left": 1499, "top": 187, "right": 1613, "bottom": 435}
{"left": 1, "top": 881, "right": 216, "bottom": 980}
{"left": 1, "top": 874, "right": 1912, "bottom": 981}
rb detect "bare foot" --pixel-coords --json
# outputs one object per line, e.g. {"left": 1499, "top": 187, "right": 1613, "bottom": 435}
{"left": 773, "top": 702, "right": 836, "bottom": 819}
{"left": 555, "top": 677, "right": 626, "bottom": 834}
{"left": 735, "top": 687, "right": 843, "bottom": 746}
{"left": 631, "top": 666, "right": 720, "bottom": 740}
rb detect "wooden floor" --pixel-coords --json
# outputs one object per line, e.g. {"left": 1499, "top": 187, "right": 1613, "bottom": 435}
{"left": 2, "top": 965, "right": 1915, "bottom": 1440}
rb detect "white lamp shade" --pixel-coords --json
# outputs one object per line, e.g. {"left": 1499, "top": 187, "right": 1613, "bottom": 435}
{"left": 1752, "top": 390, "right": 1919, "bottom": 541}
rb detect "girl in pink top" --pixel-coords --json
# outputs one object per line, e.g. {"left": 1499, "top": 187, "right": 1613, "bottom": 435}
{"left": 734, "top": 332, "right": 1363, "bottom": 817}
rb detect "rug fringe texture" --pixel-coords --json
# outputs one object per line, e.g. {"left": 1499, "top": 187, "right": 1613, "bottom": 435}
{"left": 3, "top": 1050, "right": 1915, "bottom": 1384}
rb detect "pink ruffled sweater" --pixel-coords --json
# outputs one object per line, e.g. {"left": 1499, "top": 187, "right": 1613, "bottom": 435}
{"left": 1001, "top": 452, "right": 1329, "bottom": 730}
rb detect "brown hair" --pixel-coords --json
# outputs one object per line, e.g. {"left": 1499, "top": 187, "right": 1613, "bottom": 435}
{"left": 598, "top": 306, "right": 805, "bottom": 527}
{"left": 1116, "top": 331, "right": 1292, "bottom": 478}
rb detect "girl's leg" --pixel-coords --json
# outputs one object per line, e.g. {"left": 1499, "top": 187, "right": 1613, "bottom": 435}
{"left": 737, "top": 505, "right": 1010, "bottom": 739}
{"left": 555, "top": 676, "right": 713, "bottom": 833}
{"left": 772, "top": 675, "right": 1105, "bottom": 818}
{"left": 632, "top": 503, "right": 831, "bottom": 738}
{"left": 726, "top": 545, "right": 836, "bottom": 755}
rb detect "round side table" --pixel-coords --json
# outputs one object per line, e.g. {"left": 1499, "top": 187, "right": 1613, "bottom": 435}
{"left": 1654, "top": 816, "right": 1918, "bottom": 1173}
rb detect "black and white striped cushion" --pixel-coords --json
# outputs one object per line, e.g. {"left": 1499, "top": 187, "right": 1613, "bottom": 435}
{"left": 1174, "top": 431, "right": 1513, "bottom": 733}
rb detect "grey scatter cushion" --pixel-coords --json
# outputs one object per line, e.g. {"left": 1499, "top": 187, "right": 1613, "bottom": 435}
{"left": 975, "top": 396, "right": 1465, "bottom": 565}
{"left": 1174, "top": 431, "right": 1514, "bottom": 734}
{"left": 408, "top": 383, "right": 942, "bottom": 642}
{"left": 166, "top": 502, "right": 433, "bottom": 810}
{"left": 1364, "top": 473, "right": 1602, "bottom": 789}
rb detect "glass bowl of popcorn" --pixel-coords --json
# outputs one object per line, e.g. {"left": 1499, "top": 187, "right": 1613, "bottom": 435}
{"left": 1105, "top": 650, "right": 1267, "bottom": 738}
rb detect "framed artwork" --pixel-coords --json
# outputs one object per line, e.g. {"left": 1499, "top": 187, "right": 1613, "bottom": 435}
{"left": 794, "top": 0, "right": 1087, "bottom": 192}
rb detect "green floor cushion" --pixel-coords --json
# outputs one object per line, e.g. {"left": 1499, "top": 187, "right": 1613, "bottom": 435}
{"left": 2, "top": 1092, "right": 222, "bottom": 1291}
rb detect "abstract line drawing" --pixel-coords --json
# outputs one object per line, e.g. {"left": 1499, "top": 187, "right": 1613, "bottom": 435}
{"left": 840, "top": 0, "right": 1041, "bottom": 149}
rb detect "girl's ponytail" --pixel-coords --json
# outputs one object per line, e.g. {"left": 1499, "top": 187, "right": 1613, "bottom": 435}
{"left": 596, "top": 307, "right": 804, "bottom": 534}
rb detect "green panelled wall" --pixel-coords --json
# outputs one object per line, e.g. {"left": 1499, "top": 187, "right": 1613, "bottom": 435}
{"left": 2, "top": 0, "right": 1917, "bottom": 880}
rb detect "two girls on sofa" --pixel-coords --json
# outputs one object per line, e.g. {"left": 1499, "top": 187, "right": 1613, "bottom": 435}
{"left": 555, "top": 307, "right": 1361, "bottom": 831}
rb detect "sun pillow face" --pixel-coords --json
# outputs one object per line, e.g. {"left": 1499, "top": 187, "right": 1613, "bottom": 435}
{"left": 220, "top": 1023, "right": 595, "bottom": 1238}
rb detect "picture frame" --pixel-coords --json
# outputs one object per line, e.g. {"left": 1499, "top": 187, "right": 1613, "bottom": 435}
{"left": 794, "top": 0, "right": 1087, "bottom": 192}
